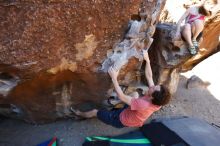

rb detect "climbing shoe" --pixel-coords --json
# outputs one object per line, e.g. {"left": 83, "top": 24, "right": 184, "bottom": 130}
{"left": 188, "top": 46, "right": 197, "bottom": 55}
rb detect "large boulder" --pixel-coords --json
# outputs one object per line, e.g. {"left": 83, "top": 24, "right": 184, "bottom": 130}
{"left": 0, "top": 0, "right": 166, "bottom": 123}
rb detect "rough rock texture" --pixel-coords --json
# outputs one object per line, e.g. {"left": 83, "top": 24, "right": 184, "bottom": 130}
{"left": 148, "top": 0, "right": 220, "bottom": 93}
{"left": 0, "top": 0, "right": 166, "bottom": 123}
{"left": 0, "top": 0, "right": 219, "bottom": 123}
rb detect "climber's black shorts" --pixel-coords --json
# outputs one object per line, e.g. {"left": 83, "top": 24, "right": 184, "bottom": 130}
{"left": 97, "top": 105, "right": 128, "bottom": 128}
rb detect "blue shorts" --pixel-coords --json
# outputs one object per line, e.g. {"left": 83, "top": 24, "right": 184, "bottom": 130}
{"left": 97, "top": 105, "right": 128, "bottom": 128}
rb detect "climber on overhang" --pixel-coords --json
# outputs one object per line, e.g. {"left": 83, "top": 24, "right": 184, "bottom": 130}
{"left": 175, "top": 0, "right": 220, "bottom": 55}
{"left": 70, "top": 50, "right": 171, "bottom": 128}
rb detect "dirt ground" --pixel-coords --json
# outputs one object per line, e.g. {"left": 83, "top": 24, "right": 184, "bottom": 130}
{"left": 0, "top": 53, "right": 220, "bottom": 146}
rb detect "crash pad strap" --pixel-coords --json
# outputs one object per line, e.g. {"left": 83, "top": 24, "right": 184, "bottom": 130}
{"left": 86, "top": 136, "right": 150, "bottom": 144}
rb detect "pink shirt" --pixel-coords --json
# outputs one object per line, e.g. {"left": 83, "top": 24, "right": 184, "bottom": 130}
{"left": 119, "top": 96, "right": 161, "bottom": 127}
{"left": 187, "top": 13, "right": 205, "bottom": 23}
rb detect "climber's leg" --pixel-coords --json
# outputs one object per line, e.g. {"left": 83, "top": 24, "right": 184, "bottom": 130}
{"left": 71, "top": 108, "right": 98, "bottom": 118}
{"left": 191, "top": 23, "right": 196, "bottom": 36}
{"left": 192, "top": 20, "right": 204, "bottom": 41}
{"left": 182, "top": 23, "right": 193, "bottom": 47}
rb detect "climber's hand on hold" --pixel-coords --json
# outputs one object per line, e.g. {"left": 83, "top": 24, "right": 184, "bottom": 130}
{"left": 108, "top": 66, "right": 119, "bottom": 81}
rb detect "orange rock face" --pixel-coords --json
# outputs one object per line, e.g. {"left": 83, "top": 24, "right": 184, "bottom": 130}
{"left": 0, "top": 0, "right": 167, "bottom": 123}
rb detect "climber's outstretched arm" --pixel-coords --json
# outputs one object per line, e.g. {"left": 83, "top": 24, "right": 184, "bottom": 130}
{"left": 143, "top": 50, "right": 154, "bottom": 87}
{"left": 108, "top": 67, "right": 133, "bottom": 105}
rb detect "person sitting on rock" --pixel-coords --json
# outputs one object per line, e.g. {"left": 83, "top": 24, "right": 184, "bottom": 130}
{"left": 71, "top": 50, "right": 171, "bottom": 128}
{"left": 176, "top": 0, "right": 220, "bottom": 55}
